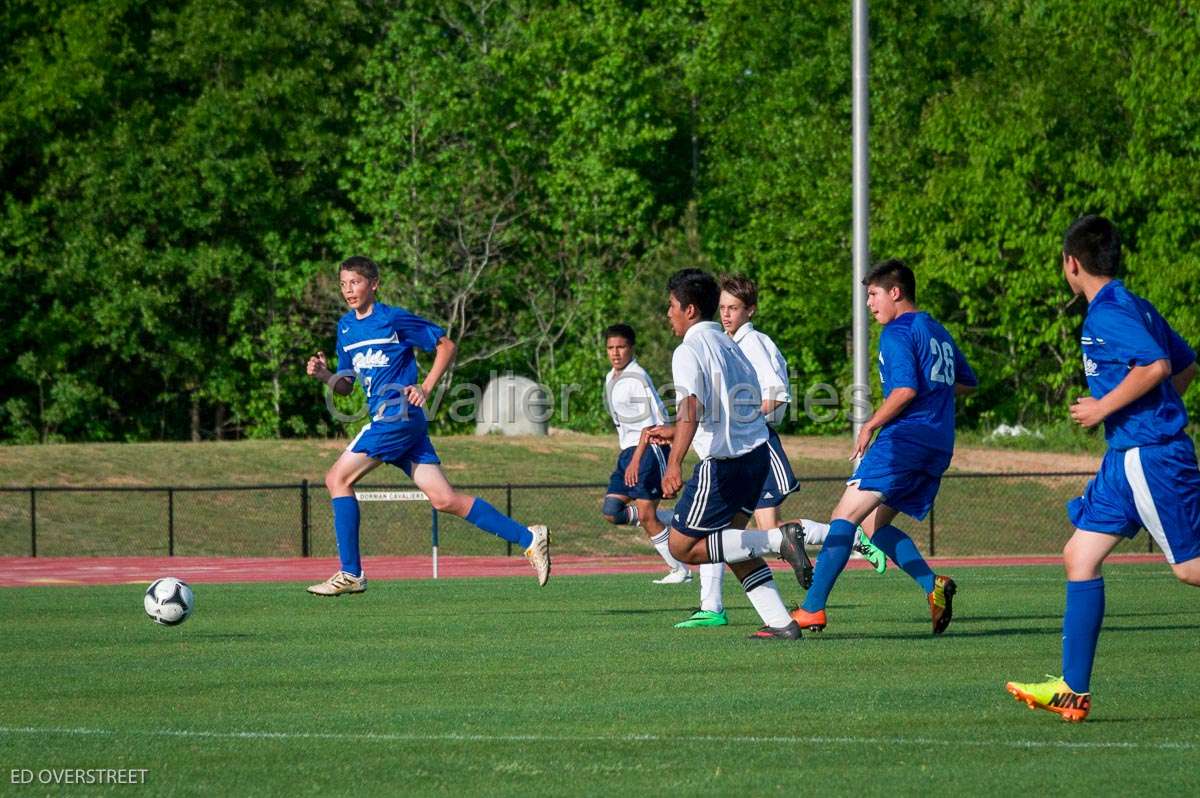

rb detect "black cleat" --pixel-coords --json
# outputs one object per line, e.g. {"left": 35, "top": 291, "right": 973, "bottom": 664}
{"left": 778, "top": 522, "right": 814, "bottom": 589}
{"left": 749, "top": 620, "right": 803, "bottom": 640}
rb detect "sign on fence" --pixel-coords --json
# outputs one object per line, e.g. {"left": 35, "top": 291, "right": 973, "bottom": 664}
{"left": 354, "top": 490, "right": 440, "bottom": 577}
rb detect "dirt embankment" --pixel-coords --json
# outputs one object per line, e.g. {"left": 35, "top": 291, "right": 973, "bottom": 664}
{"left": 783, "top": 436, "right": 1100, "bottom": 474}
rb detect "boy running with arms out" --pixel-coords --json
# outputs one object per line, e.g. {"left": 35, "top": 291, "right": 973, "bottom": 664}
{"left": 790, "top": 260, "right": 977, "bottom": 635}
{"left": 601, "top": 323, "right": 691, "bottom": 584}
{"left": 1006, "top": 215, "right": 1200, "bottom": 722}
{"left": 304, "top": 256, "right": 550, "bottom": 595}
{"left": 637, "top": 269, "right": 810, "bottom": 640}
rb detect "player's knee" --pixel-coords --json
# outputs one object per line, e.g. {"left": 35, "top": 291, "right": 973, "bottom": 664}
{"left": 324, "top": 470, "right": 348, "bottom": 494}
{"left": 427, "top": 492, "right": 458, "bottom": 513}
{"left": 601, "top": 496, "right": 627, "bottom": 525}
{"left": 1173, "top": 563, "right": 1200, "bottom": 587}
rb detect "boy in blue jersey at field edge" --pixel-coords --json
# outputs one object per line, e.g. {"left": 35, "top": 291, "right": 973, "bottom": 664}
{"left": 1006, "top": 215, "right": 1200, "bottom": 722}
{"left": 304, "top": 256, "right": 550, "bottom": 595}
{"left": 790, "top": 260, "right": 977, "bottom": 635}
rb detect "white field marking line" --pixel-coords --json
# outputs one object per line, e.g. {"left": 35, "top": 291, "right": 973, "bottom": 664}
{"left": 0, "top": 726, "right": 1194, "bottom": 752}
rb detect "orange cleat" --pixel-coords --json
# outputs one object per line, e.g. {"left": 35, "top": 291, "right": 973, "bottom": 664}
{"left": 789, "top": 606, "right": 827, "bottom": 632}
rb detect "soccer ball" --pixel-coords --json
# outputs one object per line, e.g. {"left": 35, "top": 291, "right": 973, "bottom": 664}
{"left": 144, "top": 577, "right": 194, "bottom": 626}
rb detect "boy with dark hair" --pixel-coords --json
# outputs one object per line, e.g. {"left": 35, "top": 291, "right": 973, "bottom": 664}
{"left": 1006, "top": 215, "right": 1199, "bottom": 722}
{"left": 304, "top": 256, "right": 550, "bottom": 595}
{"left": 601, "top": 323, "right": 690, "bottom": 583}
{"left": 636, "top": 269, "right": 810, "bottom": 639}
{"left": 789, "top": 259, "right": 977, "bottom": 635}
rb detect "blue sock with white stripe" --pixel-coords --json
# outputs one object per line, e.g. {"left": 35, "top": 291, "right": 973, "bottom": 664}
{"left": 1062, "top": 577, "right": 1105, "bottom": 693}
{"left": 801, "top": 518, "right": 856, "bottom": 612}
{"left": 871, "top": 525, "right": 935, "bottom": 594}
{"left": 331, "top": 496, "right": 362, "bottom": 577}
{"left": 465, "top": 498, "right": 534, "bottom": 548}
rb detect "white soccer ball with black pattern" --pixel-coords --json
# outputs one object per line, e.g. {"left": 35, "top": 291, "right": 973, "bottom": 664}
{"left": 144, "top": 577, "right": 194, "bottom": 626}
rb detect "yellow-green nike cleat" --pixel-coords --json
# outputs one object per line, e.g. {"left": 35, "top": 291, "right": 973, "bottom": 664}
{"left": 928, "top": 574, "right": 957, "bottom": 634}
{"left": 855, "top": 528, "right": 887, "bottom": 574}
{"left": 1005, "top": 676, "right": 1091, "bottom": 723}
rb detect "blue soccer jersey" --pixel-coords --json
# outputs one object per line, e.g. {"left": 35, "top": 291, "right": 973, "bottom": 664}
{"left": 1081, "top": 280, "right": 1195, "bottom": 450}
{"left": 335, "top": 302, "right": 446, "bottom": 422}
{"left": 873, "top": 311, "right": 977, "bottom": 455}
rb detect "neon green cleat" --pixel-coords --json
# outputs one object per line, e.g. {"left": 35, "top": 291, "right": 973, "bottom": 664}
{"left": 674, "top": 609, "right": 729, "bottom": 628}
{"left": 855, "top": 529, "right": 887, "bottom": 574}
{"left": 1005, "top": 676, "right": 1091, "bottom": 723}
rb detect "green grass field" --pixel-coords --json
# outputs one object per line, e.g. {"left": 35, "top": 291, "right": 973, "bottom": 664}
{"left": 2, "top": 565, "right": 1198, "bottom": 795}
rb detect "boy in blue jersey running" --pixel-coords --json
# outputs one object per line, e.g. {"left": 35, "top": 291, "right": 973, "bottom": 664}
{"left": 304, "top": 256, "right": 550, "bottom": 595}
{"left": 1006, "top": 215, "right": 1200, "bottom": 722}
{"left": 790, "top": 260, "right": 977, "bottom": 635}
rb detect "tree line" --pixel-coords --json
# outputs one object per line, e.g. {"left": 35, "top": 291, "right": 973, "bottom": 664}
{"left": 2, "top": 0, "right": 1197, "bottom": 443}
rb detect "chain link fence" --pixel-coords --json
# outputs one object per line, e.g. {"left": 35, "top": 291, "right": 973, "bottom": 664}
{"left": 0, "top": 472, "right": 1162, "bottom": 559}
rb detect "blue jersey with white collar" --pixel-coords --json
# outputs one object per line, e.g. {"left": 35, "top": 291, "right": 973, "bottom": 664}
{"left": 335, "top": 302, "right": 445, "bottom": 422}
{"left": 873, "top": 311, "right": 977, "bottom": 456}
{"left": 1081, "top": 280, "right": 1194, "bottom": 450}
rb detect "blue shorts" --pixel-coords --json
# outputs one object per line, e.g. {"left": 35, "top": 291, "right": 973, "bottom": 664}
{"left": 757, "top": 429, "right": 799, "bottom": 509}
{"left": 1068, "top": 435, "right": 1200, "bottom": 565}
{"left": 848, "top": 443, "right": 951, "bottom": 521}
{"left": 347, "top": 418, "right": 441, "bottom": 477}
{"left": 672, "top": 444, "right": 770, "bottom": 538}
{"left": 606, "top": 444, "right": 670, "bottom": 501}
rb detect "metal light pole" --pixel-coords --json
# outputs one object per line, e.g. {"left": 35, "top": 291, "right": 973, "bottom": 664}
{"left": 851, "top": 0, "right": 870, "bottom": 444}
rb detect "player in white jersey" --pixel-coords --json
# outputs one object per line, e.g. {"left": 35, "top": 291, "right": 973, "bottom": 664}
{"left": 601, "top": 324, "right": 690, "bottom": 583}
{"left": 631, "top": 269, "right": 811, "bottom": 639}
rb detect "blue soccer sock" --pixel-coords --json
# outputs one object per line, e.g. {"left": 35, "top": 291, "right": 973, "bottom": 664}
{"left": 801, "top": 518, "right": 856, "bottom": 612}
{"left": 331, "top": 496, "right": 362, "bottom": 577}
{"left": 872, "top": 524, "right": 936, "bottom": 594}
{"left": 1062, "top": 577, "right": 1105, "bottom": 693}
{"left": 465, "top": 498, "right": 534, "bottom": 548}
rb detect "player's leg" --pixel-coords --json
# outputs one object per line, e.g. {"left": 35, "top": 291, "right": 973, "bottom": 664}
{"left": 308, "top": 448, "right": 382, "bottom": 595}
{"left": 409, "top": 462, "right": 550, "bottom": 586}
{"left": 1171, "top": 557, "right": 1200, "bottom": 586}
{"left": 601, "top": 494, "right": 639, "bottom": 526}
{"left": 639, "top": 497, "right": 690, "bottom": 583}
{"left": 791, "top": 484, "right": 881, "bottom": 623}
{"left": 863, "top": 506, "right": 934, "bottom": 594}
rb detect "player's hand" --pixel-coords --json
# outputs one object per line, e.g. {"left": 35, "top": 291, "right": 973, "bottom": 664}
{"left": 405, "top": 384, "right": 428, "bottom": 407}
{"left": 661, "top": 463, "right": 683, "bottom": 499}
{"left": 645, "top": 425, "right": 674, "bottom": 445}
{"left": 1070, "top": 396, "right": 1106, "bottom": 428}
{"left": 850, "top": 424, "right": 874, "bottom": 460}
{"left": 307, "top": 352, "right": 330, "bottom": 379}
{"left": 624, "top": 459, "right": 640, "bottom": 487}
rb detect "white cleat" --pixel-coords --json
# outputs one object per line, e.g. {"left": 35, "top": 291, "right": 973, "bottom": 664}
{"left": 525, "top": 525, "right": 551, "bottom": 586}
{"left": 653, "top": 568, "right": 693, "bottom": 585}
{"left": 306, "top": 570, "right": 367, "bottom": 596}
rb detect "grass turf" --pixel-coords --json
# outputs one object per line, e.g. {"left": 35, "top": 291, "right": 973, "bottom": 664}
{"left": 2, "top": 564, "right": 1198, "bottom": 795}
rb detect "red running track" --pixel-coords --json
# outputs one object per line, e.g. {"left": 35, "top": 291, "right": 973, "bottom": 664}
{"left": 0, "top": 553, "right": 1164, "bottom": 588}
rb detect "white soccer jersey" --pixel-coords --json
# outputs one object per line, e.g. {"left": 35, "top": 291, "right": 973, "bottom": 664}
{"left": 731, "top": 322, "right": 791, "bottom": 426}
{"left": 671, "top": 321, "right": 769, "bottom": 460}
{"left": 605, "top": 359, "right": 669, "bottom": 450}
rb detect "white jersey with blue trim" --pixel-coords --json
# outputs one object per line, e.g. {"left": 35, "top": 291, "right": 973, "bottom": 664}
{"left": 605, "top": 359, "right": 669, "bottom": 450}
{"left": 731, "top": 322, "right": 791, "bottom": 426}
{"left": 671, "top": 321, "right": 769, "bottom": 460}
{"left": 335, "top": 302, "right": 445, "bottom": 423}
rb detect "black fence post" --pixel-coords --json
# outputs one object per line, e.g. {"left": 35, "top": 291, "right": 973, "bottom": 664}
{"left": 505, "top": 483, "right": 513, "bottom": 556}
{"left": 928, "top": 503, "right": 936, "bottom": 557}
{"left": 301, "top": 479, "right": 310, "bottom": 557}
{"left": 167, "top": 488, "right": 175, "bottom": 556}
{"left": 29, "top": 488, "right": 37, "bottom": 558}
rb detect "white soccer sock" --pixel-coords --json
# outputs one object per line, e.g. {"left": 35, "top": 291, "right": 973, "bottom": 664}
{"left": 802, "top": 520, "right": 830, "bottom": 546}
{"left": 706, "top": 527, "right": 783, "bottom": 563}
{"left": 650, "top": 529, "right": 686, "bottom": 572}
{"left": 625, "top": 504, "right": 641, "bottom": 527}
{"left": 699, "top": 562, "right": 725, "bottom": 613}
{"left": 740, "top": 565, "right": 792, "bottom": 628}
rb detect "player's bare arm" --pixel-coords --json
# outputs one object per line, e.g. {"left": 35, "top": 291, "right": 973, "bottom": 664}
{"left": 406, "top": 336, "right": 457, "bottom": 408}
{"left": 1172, "top": 360, "right": 1197, "bottom": 396}
{"left": 955, "top": 382, "right": 977, "bottom": 397}
{"left": 1070, "top": 359, "right": 1171, "bottom": 428}
{"left": 624, "top": 428, "right": 652, "bottom": 487}
{"left": 851, "top": 386, "right": 916, "bottom": 459}
{"left": 307, "top": 351, "right": 354, "bottom": 396}
{"left": 761, "top": 397, "right": 785, "bottom": 416}
{"left": 662, "top": 395, "right": 701, "bottom": 498}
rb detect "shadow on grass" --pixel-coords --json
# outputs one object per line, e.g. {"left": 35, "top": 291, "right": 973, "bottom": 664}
{"left": 808, "top": 623, "right": 1195, "bottom": 642}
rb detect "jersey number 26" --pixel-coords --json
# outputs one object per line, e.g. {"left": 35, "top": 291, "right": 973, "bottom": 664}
{"left": 929, "top": 339, "right": 956, "bottom": 385}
